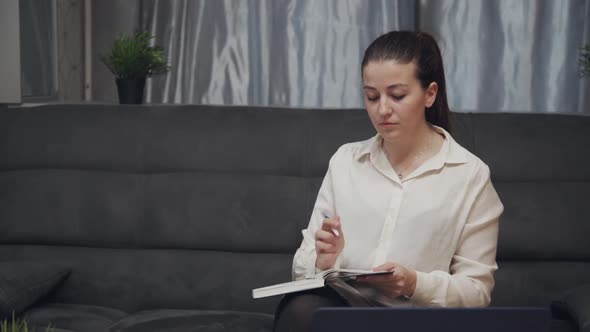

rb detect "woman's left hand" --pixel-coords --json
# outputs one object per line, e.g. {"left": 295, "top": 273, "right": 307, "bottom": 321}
{"left": 356, "top": 262, "right": 417, "bottom": 298}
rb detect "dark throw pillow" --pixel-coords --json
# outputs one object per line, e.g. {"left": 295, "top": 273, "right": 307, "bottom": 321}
{"left": 0, "top": 261, "right": 71, "bottom": 319}
{"left": 551, "top": 284, "right": 590, "bottom": 332}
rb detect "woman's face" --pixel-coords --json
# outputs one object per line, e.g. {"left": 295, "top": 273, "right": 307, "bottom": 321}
{"left": 362, "top": 60, "right": 437, "bottom": 141}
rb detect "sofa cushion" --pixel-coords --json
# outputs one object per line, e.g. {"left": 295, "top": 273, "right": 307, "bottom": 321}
{"left": 108, "top": 309, "right": 273, "bottom": 332}
{"left": 0, "top": 261, "right": 70, "bottom": 319}
{"left": 551, "top": 284, "right": 590, "bottom": 332}
{"left": 22, "top": 303, "right": 127, "bottom": 332}
{"left": 550, "top": 318, "right": 577, "bottom": 332}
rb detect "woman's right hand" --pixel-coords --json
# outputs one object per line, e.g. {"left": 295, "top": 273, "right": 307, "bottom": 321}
{"left": 315, "top": 216, "right": 344, "bottom": 271}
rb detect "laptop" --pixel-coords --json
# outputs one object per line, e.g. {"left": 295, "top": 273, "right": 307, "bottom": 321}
{"left": 312, "top": 307, "right": 550, "bottom": 332}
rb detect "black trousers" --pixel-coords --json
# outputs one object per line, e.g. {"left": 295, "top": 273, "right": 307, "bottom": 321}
{"left": 273, "top": 287, "right": 349, "bottom": 332}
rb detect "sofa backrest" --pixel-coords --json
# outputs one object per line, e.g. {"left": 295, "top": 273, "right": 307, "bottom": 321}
{"left": 0, "top": 105, "right": 589, "bottom": 314}
{"left": 464, "top": 113, "right": 590, "bottom": 306}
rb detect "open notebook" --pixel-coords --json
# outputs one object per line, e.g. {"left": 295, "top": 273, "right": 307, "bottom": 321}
{"left": 252, "top": 269, "right": 392, "bottom": 299}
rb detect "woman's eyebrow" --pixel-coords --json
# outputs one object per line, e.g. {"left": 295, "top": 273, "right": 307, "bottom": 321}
{"left": 362, "top": 84, "right": 408, "bottom": 90}
{"left": 387, "top": 83, "right": 408, "bottom": 89}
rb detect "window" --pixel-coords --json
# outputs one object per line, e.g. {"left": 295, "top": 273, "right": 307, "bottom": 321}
{"left": 20, "top": 0, "right": 58, "bottom": 100}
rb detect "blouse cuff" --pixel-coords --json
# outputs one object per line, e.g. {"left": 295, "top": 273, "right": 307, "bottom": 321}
{"left": 410, "top": 270, "right": 435, "bottom": 305}
{"left": 314, "top": 255, "right": 342, "bottom": 274}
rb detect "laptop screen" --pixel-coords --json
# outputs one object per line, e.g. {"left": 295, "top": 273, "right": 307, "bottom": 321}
{"left": 312, "top": 307, "right": 550, "bottom": 332}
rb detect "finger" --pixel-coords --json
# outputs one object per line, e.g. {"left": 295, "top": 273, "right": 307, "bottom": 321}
{"left": 332, "top": 216, "right": 343, "bottom": 237}
{"left": 321, "top": 216, "right": 340, "bottom": 231}
{"left": 316, "top": 241, "right": 337, "bottom": 253}
{"left": 357, "top": 273, "right": 395, "bottom": 283}
{"left": 321, "top": 217, "right": 342, "bottom": 238}
{"left": 372, "top": 262, "right": 396, "bottom": 272}
{"left": 315, "top": 230, "right": 336, "bottom": 243}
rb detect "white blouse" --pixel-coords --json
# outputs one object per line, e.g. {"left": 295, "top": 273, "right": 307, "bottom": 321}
{"left": 292, "top": 126, "right": 504, "bottom": 307}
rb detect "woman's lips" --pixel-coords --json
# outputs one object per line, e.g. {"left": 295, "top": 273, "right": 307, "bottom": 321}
{"left": 379, "top": 122, "right": 398, "bottom": 127}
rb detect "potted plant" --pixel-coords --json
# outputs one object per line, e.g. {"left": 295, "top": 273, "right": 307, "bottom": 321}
{"left": 1, "top": 313, "right": 54, "bottom": 332}
{"left": 101, "top": 31, "right": 170, "bottom": 104}
{"left": 580, "top": 44, "right": 590, "bottom": 77}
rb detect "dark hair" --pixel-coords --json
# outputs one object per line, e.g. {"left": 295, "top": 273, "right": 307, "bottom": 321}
{"left": 361, "top": 31, "right": 451, "bottom": 132}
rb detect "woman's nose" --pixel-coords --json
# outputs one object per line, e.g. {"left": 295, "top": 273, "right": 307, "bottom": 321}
{"left": 378, "top": 97, "right": 394, "bottom": 116}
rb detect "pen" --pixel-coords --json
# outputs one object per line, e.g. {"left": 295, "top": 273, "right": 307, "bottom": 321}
{"left": 322, "top": 213, "right": 340, "bottom": 237}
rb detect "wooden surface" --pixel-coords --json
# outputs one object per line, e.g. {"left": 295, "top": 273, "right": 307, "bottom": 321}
{"left": 56, "top": 0, "right": 84, "bottom": 102}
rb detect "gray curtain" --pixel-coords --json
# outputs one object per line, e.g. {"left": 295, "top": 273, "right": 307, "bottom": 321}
{"left": 90, "top": 0, "right": 590, "bottom": 112}
{"left": 139, "top": 0, "right": 415, "bottom": 107}
{"left": 419, "top": 0, "right": 590, "bottom": 113}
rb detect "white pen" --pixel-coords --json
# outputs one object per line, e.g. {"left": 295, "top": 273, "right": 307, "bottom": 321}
{"left": 322, "top": 213, "right": 340, "bottom": 237}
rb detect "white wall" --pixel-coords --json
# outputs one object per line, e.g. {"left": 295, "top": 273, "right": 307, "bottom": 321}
{"left": 0, "top": 0, "right": 21, "bottom": 104}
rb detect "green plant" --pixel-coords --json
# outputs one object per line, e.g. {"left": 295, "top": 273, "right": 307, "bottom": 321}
{"left": 0, "top": 313, "right": 54, "bottom": 332}
{"left": 580, "top": 44, "right": 590, "bottom": 77}
{"left": 101, "top": 31, "right": 170, "bottom": 79}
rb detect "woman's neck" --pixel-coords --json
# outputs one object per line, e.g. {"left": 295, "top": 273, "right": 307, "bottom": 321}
{"left": 382, "top": 122, "right": 435, "bottom": 165}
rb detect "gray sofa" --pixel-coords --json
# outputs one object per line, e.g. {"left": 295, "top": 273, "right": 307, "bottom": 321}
{"left": 0, "top": 104, "right": 589, "bottom": 332}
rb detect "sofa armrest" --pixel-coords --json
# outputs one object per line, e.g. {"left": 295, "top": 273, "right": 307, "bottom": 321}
{"left": 551, "top": 284, "right": 590, "bottom": 332}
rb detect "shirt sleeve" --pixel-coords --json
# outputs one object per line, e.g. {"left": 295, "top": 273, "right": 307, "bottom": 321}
{"left": 292, "top": 151, "right": 341, "bottom": 280}
{"left": 410, "top": 161, "right": 504, "bottom": 307}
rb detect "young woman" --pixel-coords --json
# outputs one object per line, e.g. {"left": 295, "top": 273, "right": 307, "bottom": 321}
{"left": 274, "top": 31, "right": 504, "bottom": 332}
